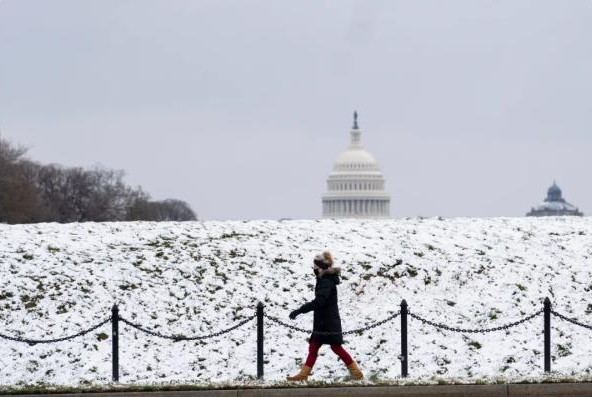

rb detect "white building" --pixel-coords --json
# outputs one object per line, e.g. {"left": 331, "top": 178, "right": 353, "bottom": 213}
{"left": 322, "top": 112, "right": 391, "bottom": 218}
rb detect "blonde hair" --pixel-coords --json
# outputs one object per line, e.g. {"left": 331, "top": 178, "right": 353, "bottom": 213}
{"left": 322, "top": 251, "right": 333, "bottom": 266}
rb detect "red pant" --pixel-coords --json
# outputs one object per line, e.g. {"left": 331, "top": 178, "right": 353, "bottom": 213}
{"left": 305, "top": 338, "right": 354, "bottom": 367}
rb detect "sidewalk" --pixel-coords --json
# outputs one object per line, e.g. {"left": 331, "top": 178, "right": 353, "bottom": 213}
{"left": 4, "top": 383, "right": 592, "bottom": 397}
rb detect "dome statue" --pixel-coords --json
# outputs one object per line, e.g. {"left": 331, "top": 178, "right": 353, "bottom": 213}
{"left": 526, "top": 181, "right": 583, "bottom": 217}
{"left": 322, "top": 112, "right": 391, "bottom": 218}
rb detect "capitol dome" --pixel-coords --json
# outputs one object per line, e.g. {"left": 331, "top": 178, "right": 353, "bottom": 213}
{"left": 322, "top": 112, "right": 391, "bottom": 218}
{"left": 334, "top": 149, "right": 378, "bottom": 168}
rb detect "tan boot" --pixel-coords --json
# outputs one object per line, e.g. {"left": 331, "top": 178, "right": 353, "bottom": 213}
{"left": 286, "top": 365, "right": 312, "bottom": 381}
{"left": 347, "top": 361, "right": 364, "bottom": 380}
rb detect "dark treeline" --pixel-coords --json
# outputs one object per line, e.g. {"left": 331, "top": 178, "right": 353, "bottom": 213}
{"left": 0, "top": 134, "right": 197, "bottom": 224}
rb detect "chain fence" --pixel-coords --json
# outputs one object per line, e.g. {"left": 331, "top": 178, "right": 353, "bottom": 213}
{"left": 264, "top": 311, "right": 400, "bottom": 335}
{"left": 4, "top": 299, "right": 592, "bottom": 381}
{"left": 0, "top": 316, "right": 111, "bottom": 346}
{"left": 119, "top": 313, "right": 257, "bottom": 341}
{"left": 408, "top": 309, "right": 544, "bottom": 334}
{"left": 551, "top": 310, "right": 592, "bottom": 331}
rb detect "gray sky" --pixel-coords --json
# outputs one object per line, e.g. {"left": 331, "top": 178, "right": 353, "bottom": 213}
{"left": 1, "top": 0, "right": 590, "bottom": 220}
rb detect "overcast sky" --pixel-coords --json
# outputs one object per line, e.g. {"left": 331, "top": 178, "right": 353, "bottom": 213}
{"left": 1, "top": 0, "right": 590, "bottom": 220}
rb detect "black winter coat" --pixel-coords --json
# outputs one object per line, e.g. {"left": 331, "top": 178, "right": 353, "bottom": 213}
{"left": 297, "top": 267, "right": 343, "bottom": 345}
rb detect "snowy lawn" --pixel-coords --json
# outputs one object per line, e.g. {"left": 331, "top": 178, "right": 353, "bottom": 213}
{"left": 0, "top": 217, "right": 591, "bottom": 387}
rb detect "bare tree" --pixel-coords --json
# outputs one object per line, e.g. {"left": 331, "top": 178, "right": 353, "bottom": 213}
{"left": 0, "top": 134, "right": 41, "bottom": 223}
{"left": 158, "top": 199, "right": 198, "bottom": 221}
{"left": 1, "top": 133, "right": 198, "bottom": 224}
{"left": 127, "top": 198, "right": 197, "bottom": 221}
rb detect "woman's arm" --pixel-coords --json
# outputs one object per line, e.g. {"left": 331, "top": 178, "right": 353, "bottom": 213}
{"left": 292, "top": 278, "right": 333, "bottom": 317}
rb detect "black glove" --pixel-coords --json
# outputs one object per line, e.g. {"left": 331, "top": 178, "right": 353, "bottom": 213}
{"left": 289, "top": 309, "right": 301, "bottom": 320}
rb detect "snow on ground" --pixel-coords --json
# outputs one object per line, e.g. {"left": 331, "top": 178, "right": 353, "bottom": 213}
{"left": 0, "top": 217, "right": 592, "bottom": 387}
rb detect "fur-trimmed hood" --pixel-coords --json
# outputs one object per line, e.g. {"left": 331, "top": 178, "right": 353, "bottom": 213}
{"left": 316, "top": 266, "right": 341, "bottom": 284}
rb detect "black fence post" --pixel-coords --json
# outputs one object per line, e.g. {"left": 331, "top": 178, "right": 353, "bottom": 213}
{"left": 544, "top": 297, "right": 551, "bottom": 373}
{"left": 257, "top": 302, "right": 264, "bottom": 379}
{"left": 111, "top": 304, "right": 120, "bottom": 382}
{"left": 400, "top": 299, "right": 408, "bottom": 378}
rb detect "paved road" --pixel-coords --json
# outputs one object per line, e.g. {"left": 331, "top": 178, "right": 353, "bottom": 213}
{"left": 3, "top": 383, "right": 592, "bottom": 397}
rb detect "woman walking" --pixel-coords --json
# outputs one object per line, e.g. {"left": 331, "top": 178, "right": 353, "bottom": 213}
{"left": 287, "top": 251, "right": 363, "bottom": 381}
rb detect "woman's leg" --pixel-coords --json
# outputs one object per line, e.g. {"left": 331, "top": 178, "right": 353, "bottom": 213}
{"left": 287, "top": 339, "right": 320, "bottom": 381}
{"left": 330, "top": 344, "right": 354, "bottom": 365}
{"left": 305, "top": 338, "right": 322, "bottom": 367}
{"left": 331, "top": 344, "right": 363, "bottom": 379}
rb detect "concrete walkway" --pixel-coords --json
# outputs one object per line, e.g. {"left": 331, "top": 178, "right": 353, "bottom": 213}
{"left": 4, "top": 383, "right": 592, "bottom": 397}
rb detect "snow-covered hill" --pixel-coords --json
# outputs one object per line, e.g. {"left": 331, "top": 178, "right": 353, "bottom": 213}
{"left": 1, "top": 217, "right": 592, "bottom": 387}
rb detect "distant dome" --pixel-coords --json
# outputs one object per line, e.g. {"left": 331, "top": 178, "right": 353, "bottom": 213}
{"left": 546, "top": 182, "right": 563, "bottom": 202}
{"left": 526, "top": 181, "right": 583, "bottom": 217}
{"left": 322, "top": 112, "right": 391, "bottom": 218}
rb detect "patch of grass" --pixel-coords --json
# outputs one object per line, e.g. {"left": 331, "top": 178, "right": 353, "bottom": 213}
{"left": 47, "top": 246, "right": 60, "bottom": 253}
{"left": 406, "top": 267, "right": 418, "bottom": 277}
{"left": 516, "top": 284, "right": 527, "bottom": 291}
{"left": 20, "top": 294, "right": 43, "bottom": 310}
{"left": 557, "top": 344, "right": 572, "bottom": 358}
{"left": 468, "top": 340, "right": 482, "bottom": 349}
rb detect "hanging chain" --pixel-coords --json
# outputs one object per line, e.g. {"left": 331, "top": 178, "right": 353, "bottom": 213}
{"left": 0, "top": 317, "right": 111, "bottom": 346}
{"left": 11, "top": 305, "right": 592, "bottom": 345}
{"left": 264, "top": 311, "right": 400, "bottom": 335}
{"left": 119, "top": 313, "right": 257, "bottom": 341}
{"left": 551, "top": 310, "right": 592, "bottom": 331}
{"left": 409, "top": 309, "right": 543, "bottom": 334}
